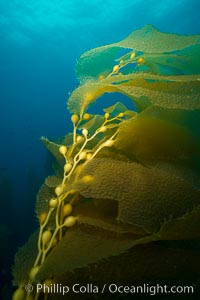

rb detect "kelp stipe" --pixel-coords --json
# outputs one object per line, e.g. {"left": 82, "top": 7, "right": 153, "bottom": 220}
{"left": 12, "top": 25, "right": 200, "bottom": 300}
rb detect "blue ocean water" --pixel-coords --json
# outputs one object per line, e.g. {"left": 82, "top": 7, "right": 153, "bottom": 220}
{"left": 0, "top": 0, "right": 200, "bottom": 296}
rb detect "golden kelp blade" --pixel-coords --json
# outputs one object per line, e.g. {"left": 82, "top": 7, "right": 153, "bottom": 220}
{"left": 68, "top": 157, "right": 200, "bottom": 232}
{"left": 68, "top": 25, "right": 200, "bottom": 114}
{"left": 68, "top": 74, "right": 200, "bottom": 114}
{"left": 114, "top": 109, "right": 200, "bottom": 162}
{"left": 76, "top": 25, "right": 200, "bottom": 83}
{"left": 12, "top": 204, "right": 200, "bottom": 287}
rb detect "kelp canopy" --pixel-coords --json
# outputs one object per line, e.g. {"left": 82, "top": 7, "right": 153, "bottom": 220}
{"left": 13, "top": 25, "right": 200, "bottom": 300}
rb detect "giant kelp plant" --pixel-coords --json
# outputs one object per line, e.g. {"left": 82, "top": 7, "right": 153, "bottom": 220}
{"left": 12, "top": 25, "right": 200, "bottom": 300}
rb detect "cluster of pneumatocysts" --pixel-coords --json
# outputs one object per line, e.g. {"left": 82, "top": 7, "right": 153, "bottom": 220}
{"left": 13, "top": 110, "right": 124, "bottom": 300}
{"left": 99, "top": 51, "right": 145, "bottom": 80}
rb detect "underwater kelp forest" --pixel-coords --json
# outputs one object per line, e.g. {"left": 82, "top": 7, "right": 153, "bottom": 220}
{"left": 11, "top": 25, "right": 200, "bottom": 300}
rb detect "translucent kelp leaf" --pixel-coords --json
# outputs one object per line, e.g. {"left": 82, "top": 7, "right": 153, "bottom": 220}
{"left": 78, "top": 115, "right": 104, "bottom": 135}
{"left": 36, "top": 225, "right": 145, "bottom": 282}
{"left": 114, "top": 111, "right": 200, "bottom": 162}
{"left": 36, "top": 183, "right": 55, "bottom": 220}
{"left": 103, "top": 123, "right": 119, "bottom": 129}
{"left": 12, "top": 214, "right": 200, "bottom": 288}
{"left": 73, "top": 158, "right": 200, "bottom": 238}
{"left": 68, "top": 82, "right": 116, "bottom": 114}
{"left": 148, "top": 161, "right": 200, "bottom": 190}
{"left": 76, "top": 25, "right": 200, "bottom": 83}
{"left": 52, "top": 242, "right": 200, "bottom": 300}
{"left": 144, "top": 45, "right": 200, "bottom": 75}
{"left": 41, "top": 134, "right": 74, "bottom": 161}
{"left": 119, "top": 25, "right": 200, "bottom": 53}
{"left": 12, "top": 231, "right": 38, "bottom": 286}
{"left": 70, "top": 25, "right": 200, "bottom": 114}
{"left": 137, "top": 105, "right": 200, "bottom": 138}
{"left": 77, "top": 215, "right": 144, "bottom": 235}
{"left": 68, "top": 74, "right": 200, "bottom": 114}
{"left": 68, "top": 158, "right": 200, "bottom": 232}
{"left": 76, "top": 46, "right": 120, "bottom": 83}
{"left": 52, "top": 160, "right": 65, "bottom": 178}
{"left": 157, "top": 205, "right": 200, "bottom": 240}
{"left": 78, "top": 115, "right": 97, "bottom": 129}
{"left": 103, "top": 101, "right": 128, "bottom": 115}
{"left": 45, "top": 176, "right": 62, "bottom": 188}
{"left": 124, "top": 110, "right": 137, "bottom": 117}
{"left": 41, "top": 137, "right": 63, "bottom": 161}
{"left": 75, "top": 198, "right": 147, "bottom": 236}
{"left": 118, "top": 75, "right": 200, "bottom": 111}
{"left": 80, "top": 202, "right": 200, "bottom": 248}
{"left": 59, "top": 133, "right": 73, "bottom": 146}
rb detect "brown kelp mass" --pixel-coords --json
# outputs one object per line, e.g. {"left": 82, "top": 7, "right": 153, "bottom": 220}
{"left": 12, "top": 25, "right": 200, "bottom": 300}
